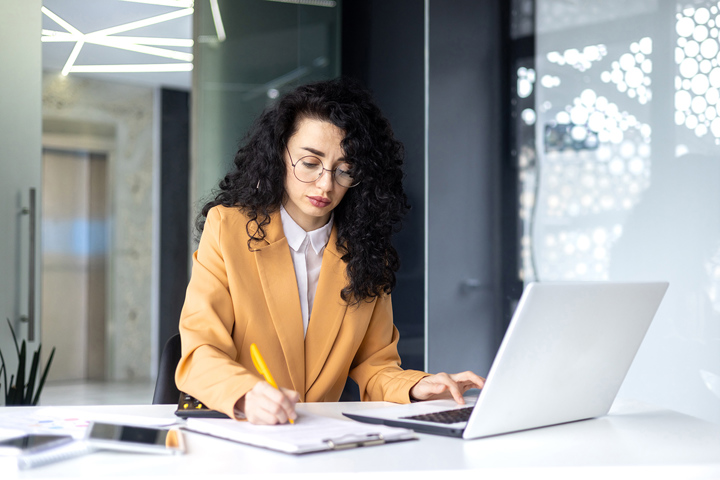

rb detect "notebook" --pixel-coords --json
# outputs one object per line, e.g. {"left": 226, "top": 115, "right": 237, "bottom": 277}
{"left": 344, "top": 281, "right": 669, "bottom": 439}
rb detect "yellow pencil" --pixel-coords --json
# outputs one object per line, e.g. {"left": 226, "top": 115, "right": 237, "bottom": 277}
{"left": 250, "top": 343, "right": 294, "bottom": 424}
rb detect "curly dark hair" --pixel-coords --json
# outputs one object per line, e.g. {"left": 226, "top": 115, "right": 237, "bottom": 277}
{"left": 198, "top": 77, "right": 409, "bottom": 304}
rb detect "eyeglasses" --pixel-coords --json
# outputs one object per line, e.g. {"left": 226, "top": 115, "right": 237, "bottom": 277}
{"left": 286, "top": 146, "right": 360, "bottom": 188}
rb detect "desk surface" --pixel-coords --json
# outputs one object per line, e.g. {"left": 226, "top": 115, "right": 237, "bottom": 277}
{"left": 5, "top": 399, "right": 720, "bottom": 479}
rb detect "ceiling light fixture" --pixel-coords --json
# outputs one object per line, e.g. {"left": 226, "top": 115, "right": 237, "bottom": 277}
{"left": 210, "top": 0, "right": 226, "bottom": 42}
{"left": 41, "top": 6, "right": 82, "bottom": 36}
{"left": 88, "top": 37, "right": 193, "bottom": 62}
{"left": 62, "top": 40, "right": 85, "bottom": 76}
{"left": 43, "top": 31, "right": 194, "bottom": 48}
{"left": 41, "top": 5, "right": 194, "bottom": 77}
{"left": 70, "top": 64, "right": 194, "bottom": 73}
{"left": 89, "top": 8, "right": 193, "bottom": 37}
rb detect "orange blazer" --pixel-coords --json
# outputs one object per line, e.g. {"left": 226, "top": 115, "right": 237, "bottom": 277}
{"left": 175, "top": 205, "right": 428, "bottom": 419}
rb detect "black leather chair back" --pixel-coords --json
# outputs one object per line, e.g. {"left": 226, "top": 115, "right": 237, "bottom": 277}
{"left": 152, "top": 333, "right": 182, "bottom": 404}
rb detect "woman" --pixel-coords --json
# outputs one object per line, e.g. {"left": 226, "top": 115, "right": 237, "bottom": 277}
{"left": 176, "top": 78, "right": 484, "bottom": 424}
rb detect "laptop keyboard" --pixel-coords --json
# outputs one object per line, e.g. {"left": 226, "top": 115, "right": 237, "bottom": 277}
{"left": 400, "top": 406, "right": 474, "bottom": 424}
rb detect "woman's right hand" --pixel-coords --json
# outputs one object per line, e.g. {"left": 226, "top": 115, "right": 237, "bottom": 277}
{"left": 235, "top": 381, "right": 299, "bottom": 424}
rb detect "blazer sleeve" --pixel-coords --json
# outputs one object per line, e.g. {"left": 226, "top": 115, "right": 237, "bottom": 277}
{"left": 175, "top": 207, "right": 261, "bottom": 419}
{"left": 349, "top": 294, "right": 429, "bottom": 403}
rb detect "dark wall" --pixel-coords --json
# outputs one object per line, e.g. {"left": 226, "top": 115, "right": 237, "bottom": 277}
{"left": 159, "top": 88, "right": 190, "bottom": 354}
{"left": 342, "top": 1, "right": 507, "bottom": 374}
{"left": 425, "top": 0, "right": 504, "bottom": 374}
{"left": 342, "top": 0, "right": 426, "bottom": 370}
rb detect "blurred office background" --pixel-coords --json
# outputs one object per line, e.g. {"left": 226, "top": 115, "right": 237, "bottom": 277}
{"left": 1, "top": 0, "right": 718, "bottom": 424}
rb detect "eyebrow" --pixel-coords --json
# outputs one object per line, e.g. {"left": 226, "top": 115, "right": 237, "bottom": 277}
{"left": 301, "top": 147, "right": 325, "bottom": 157}
{"left": 301, "top": 146, "right": 347, "bottom": 162}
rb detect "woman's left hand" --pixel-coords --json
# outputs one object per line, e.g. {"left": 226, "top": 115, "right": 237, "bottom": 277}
{"left": 409, "top": 371, "right": 485, "bottom": 404}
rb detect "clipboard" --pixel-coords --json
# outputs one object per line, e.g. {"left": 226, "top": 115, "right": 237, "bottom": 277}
{"left": 183, "top": 412, "right": 416, "bottom": 454}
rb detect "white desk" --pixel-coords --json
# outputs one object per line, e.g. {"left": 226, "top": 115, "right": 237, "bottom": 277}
{"left": 5, "top": 399, "right": 720, "bottom": 479}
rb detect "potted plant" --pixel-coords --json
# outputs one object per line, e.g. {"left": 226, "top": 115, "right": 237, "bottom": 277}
{"left": 0, "top": 319, "right": 55, "bottom": 406}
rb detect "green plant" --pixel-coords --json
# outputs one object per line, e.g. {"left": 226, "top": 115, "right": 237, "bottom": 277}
{"left": 0, "top": 318, "right": 55, "bottom": 406}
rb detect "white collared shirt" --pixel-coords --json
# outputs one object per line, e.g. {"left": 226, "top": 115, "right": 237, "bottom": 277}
{"left": 280, "top": 206, "right": 333, "bottom": 337}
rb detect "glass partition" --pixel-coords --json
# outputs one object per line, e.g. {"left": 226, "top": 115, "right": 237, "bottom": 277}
{"left": 192, "top": 0, "right": 341, "bottom": 216}
{"left": 522, "top": 0, "right": 720, "bottom": 423}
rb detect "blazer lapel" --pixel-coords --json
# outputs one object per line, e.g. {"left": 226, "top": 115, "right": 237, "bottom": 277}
{"left": 305, "top": 225, "right": 348, "bottom": 392}
{"left": 254, "top": 212, "right": 306, "bottom": 397}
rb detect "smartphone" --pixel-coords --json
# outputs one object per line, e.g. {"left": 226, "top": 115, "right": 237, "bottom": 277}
{"left": 85, "top": 423, "right": 185, "bottom": 455}
{"left": 0, "top": 434, "right": 74, "bottom": 456}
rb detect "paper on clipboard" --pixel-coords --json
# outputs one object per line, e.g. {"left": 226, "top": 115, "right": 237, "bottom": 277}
{"left": 184, "top": 412, "right": 416, "bottom": 454}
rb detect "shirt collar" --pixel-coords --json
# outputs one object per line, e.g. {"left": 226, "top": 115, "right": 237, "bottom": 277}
{"left": 280, "top": 205, "right": 333, "bottom": 255}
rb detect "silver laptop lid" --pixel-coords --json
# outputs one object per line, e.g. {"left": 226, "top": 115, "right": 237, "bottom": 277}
{"left": 464, "top": 281, "right": 668, "bottom": 439}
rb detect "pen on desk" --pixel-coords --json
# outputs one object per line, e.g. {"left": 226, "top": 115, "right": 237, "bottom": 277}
{"left": 250, "top": 342, "right": 295, "bottom": 424}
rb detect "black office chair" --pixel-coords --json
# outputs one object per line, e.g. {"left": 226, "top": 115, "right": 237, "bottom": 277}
{"left": 152, "top": 333, "right": 182, "bottom": 404}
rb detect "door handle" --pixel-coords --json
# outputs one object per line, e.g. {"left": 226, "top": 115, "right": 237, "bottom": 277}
{"left": 20, "top": 188, "right": 36, "bottom": 341}
{"left": 460, "top": 278, "right": 482, "bottom": 294}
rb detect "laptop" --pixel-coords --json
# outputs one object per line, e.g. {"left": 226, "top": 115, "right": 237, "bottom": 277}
{"left": 344, "top": 281, "right": 669, "bottom": 439}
